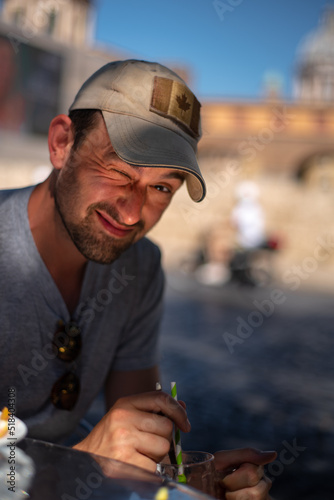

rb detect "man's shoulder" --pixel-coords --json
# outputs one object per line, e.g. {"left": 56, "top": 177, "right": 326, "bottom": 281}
{"left": 128, "top": 237, "right": 162, "bottom": 269}
{"left": 0, "top": 186, "right": 33, "bottom": 207}
{"left": 134, "top": 236, "right": 161, "bottom": 256}
{"left": 0, "top": 188, "right": 16, "bottom": 205}
{"left": 108, "top": 237, "right": 163, "bottom": 281}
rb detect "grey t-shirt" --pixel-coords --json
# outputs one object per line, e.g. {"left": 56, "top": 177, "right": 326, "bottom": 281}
{"left": 0, "top": 186, "right": 164, "bottom": 442}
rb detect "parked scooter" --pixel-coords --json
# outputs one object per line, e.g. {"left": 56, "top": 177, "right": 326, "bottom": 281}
{"left": 180, "top": 237, "right": 280, "bottom": 288}
{"left": 228, "top": 237, "right": 280, "bottom": 287}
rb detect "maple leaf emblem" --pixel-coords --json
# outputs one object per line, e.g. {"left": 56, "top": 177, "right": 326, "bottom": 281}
{"left": 176, "top": 93, "right": 191, "bottom": 112}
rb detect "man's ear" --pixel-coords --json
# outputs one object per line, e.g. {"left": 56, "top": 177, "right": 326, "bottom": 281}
{"left": 48, "top": 114, "right": 74, "bottom": 170}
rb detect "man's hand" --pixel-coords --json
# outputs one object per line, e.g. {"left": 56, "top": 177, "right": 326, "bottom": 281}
{"left": 73, "top": 390, "right": 191, "bottom": 473}
{"left": 214, "top": 448, "right": 277, "bottom": 500}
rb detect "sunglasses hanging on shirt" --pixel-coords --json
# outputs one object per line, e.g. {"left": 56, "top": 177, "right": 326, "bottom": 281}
{"left": 50, "top": 320, "right": 81, "bottom": 411}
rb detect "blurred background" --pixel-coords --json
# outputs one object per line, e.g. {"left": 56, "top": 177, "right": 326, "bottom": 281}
{"left": 1, "top": 0, "right": 334, "bottom": 289}
{"left": 1, "top": 1, "right": 334, "bottom": 498}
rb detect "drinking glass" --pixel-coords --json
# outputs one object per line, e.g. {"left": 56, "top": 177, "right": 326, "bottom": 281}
{"left": 159, "top": 450, "right": 217, "bottom": 497}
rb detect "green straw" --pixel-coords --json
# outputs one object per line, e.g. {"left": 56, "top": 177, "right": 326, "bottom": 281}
{"left": 156, "top": 382, "right": 177, "bottom": 465}
{"left": 171, "top": 381, "right": 187, "bottom": 484}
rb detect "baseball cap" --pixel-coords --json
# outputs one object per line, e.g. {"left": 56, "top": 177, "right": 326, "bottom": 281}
{"left": 69, "top": 59, "right": 206, "bottom": 202}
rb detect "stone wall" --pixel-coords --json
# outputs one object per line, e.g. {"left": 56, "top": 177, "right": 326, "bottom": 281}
{"left": 149, "top": 160, "right": 334, "bottom": 293}
{"left": 1, "top": 148, "right": 333, "bottom": 293}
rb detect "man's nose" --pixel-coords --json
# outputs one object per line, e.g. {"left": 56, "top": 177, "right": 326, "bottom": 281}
{"left": 116, "top": 185, "right": 146, "bottom": 226}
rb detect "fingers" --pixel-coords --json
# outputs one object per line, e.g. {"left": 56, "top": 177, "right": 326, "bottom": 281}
{"left": 214, "top": 448, "right": 277, "bottom": 471}
{"left": 114, "top": 391, "right": 191, "bottom": 433}
{"left": 75, "top": 411, "right": 170, "bottom": 473}
{"left": 135, "top": 428, "right": 171, "bottom": 462}
{"left": 225, "top": 475, "right": 272, "bottom": 500}
{"left": 214, "top": 450, "right": 276, "bottom": 500}
{"left": 74, "top": 391, "right": 191, "bottom": 474}
{"left": 178, "top": 400, "right": 187, "bottom": 410}
{"left": 223, "top": 463, "right": 264, "bottom": 491}
{"left": 110, "top": 404, "right": 173, "bottom": 439}
{"left": 110, "top": 391, "right": 190, "bottom": 463}
{"left": 218, "top": 462, "right": 273, "bottom": 500}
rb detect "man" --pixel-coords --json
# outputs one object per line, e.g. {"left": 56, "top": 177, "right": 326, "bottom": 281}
{"left": 0, "top": 60, "right": 276, "bottom": 498}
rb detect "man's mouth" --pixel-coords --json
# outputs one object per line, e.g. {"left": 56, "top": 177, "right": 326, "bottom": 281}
{"left": 95, "top": 210, "right": 134, "bottom": 238}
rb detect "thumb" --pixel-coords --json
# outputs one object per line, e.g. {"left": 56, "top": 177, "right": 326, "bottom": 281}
{"left": 214, "top": 448, "right": 277, "bottom": 471}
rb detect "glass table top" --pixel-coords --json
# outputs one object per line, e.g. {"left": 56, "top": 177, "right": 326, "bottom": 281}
{"left": 9, "top": 438, "right": 214, "bottom": 500}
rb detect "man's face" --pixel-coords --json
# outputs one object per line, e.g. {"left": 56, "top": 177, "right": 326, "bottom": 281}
{"left": 53, "top": 114, "right": 184, "bottom": 264}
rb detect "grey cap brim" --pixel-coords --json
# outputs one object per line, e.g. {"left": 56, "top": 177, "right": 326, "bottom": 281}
{"left": 102, "top": 111, "right": 206, "bottom": 202}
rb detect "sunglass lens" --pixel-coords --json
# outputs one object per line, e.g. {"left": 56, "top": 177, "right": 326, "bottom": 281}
{"left": 53, "top": 322, "right": 81, "bottom": 362}
{"left": 51, "top": 372, "right": 80, "bottom": 411}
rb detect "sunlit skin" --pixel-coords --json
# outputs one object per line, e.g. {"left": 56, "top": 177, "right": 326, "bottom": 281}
{"left": 52, "top": 113, "right": 185, "bottom": 264}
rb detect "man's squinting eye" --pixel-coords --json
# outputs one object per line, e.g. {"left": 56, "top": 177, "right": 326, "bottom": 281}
{"left": 107, "top": 167, "right": 131, "bottom": 180}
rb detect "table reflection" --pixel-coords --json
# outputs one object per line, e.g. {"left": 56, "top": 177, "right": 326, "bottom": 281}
{"left": 18, "top": 438, "right": 213, "bottom": 499}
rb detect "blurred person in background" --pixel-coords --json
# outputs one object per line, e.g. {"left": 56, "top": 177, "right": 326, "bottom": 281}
{"left": 231, "top": 181, "right": 266, "bottom": 250}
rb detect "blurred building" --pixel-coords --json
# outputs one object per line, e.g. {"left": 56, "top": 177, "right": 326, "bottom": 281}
{"left": 200, "top": 7, "right": 334, "bottom": 192}
{"left": 294, "top": 8, "right": 334, "bottom": 103}
{"left": 0, "top": 1, "right": 334, "bottom": 286}
{"left": 0, "top": 0, "right": 191, "bottom": 186}
{"left": 1, "top": 0, "right": 94, "bottom": 46}
{"left": 151, "top": 6, "right": 334, "bottom": 284}
{"left": 0, "top": 0, "right": 129, "bottom": 186}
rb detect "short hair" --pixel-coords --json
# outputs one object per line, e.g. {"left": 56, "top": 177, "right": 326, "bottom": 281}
{"left": 68, "top": 109, "right": 102, "bottom": 151}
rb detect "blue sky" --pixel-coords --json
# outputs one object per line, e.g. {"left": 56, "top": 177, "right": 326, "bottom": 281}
{"left": 94, "top": 0, "right": 334, "bottom": 100}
